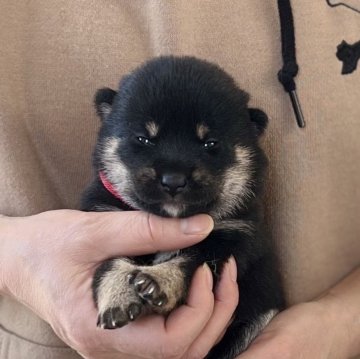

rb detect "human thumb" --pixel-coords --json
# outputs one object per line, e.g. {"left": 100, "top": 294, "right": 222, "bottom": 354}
{"left": 83, "top": 211, "right": 214, "bottom": 260}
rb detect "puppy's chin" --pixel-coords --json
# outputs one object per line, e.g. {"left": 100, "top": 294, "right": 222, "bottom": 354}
{"left": 130, "top": 198, "right": 187, "bottom": 218}
{"left": 131, "top": 193, "right": 216, "bottom": 218}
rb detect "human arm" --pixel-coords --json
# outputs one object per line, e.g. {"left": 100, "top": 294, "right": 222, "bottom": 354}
{"left": 237, "top": 266, "right": 360, "bottom": 359}
{"left": 0, "top": 210, "right": 239, "bottom": 359}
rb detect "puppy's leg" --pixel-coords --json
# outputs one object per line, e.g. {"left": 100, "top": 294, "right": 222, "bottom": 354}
{"left": 94, "top": 255, "right": 189, "bottom": 329}
{"left": 206, "top": 310, "right": 278, "bottom": 359}
{"left": 206, "top": 255, "right": 285, "bottom": 359}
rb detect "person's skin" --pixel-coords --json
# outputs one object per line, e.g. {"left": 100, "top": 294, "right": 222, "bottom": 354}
{"left": 1, "top": 210, "right": 359, "bottom": 359}
{"left": 236, "top": 267, "right": 360, "bottom": 359}
{"left": 0, "top": 210, "right": 239, "bottom": 359}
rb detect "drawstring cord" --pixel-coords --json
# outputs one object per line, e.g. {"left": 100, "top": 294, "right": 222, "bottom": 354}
{"left": 277, "top": 0, "right": 305, "bottom": 128}
{"left": 326, "top": 0, "right": 360, "bottom": 14}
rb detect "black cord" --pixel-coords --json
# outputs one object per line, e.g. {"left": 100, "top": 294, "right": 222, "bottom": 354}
{"left": 277, "top": 0, "right": 305, "bottom": 128}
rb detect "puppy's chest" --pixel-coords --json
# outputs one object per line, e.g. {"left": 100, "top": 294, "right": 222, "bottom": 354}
{"left": 131, "top": 251, "right": 181, "bottom": 266}
{"left": 152, "top": 250, "right": 181, "bottom": 264}
{"left": 140, "top": 248, "right": 223, "bottom": 278}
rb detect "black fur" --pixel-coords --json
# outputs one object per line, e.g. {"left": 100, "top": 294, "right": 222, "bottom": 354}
{"left": 81, "top": 56, "right": 284, "bottom": 358}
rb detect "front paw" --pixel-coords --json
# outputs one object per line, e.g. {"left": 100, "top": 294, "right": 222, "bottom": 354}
{"left": 95, "top": 269, "right": 169, "bottom": 329}
{"left": 97, "top": 302, "right": 142, "bottom": 329}
{"left": 129, "top": 270, "right": 168, "bottom": 307}
{"left": 93, "top": 257, "right": 187, "bottom": 329}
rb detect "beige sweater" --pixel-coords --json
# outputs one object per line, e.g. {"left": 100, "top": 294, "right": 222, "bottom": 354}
{"left": 0, "top": 1, "right": 359, "bottom": 358}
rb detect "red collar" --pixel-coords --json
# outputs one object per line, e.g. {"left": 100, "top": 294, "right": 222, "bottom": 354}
{"left": 99, "top": 171, "right": 133, "bottom": 208}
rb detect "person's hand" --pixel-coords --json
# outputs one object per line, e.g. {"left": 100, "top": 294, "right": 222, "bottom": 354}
{"left": 236, "top": 299, "right": 352, "bottom": 359}
{"left": 0, "top": 210, "right": 239, "bottom": 359}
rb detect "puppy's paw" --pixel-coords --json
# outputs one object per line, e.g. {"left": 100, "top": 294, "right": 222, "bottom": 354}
{"left": 97, "top": 303, "right": 141, "bottom": 329}
{"left": 94, "top": 257, "right": 187, "bottom": 329}
{"left": 129, "top": 270, "right": 168, "bottom": 307}
{"left": 94, "top": 260, "right": 145, "bottom": 329}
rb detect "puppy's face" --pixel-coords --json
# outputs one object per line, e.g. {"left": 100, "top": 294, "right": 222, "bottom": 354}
{"left": 94, "top": 57, "right": 267, "bottom": 218}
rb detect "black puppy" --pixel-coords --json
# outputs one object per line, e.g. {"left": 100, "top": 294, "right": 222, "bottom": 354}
{"left": 81, "top": 56, "right": 284, "bottom": 359}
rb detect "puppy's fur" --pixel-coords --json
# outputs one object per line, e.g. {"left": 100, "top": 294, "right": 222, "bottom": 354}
{"left": 81, "top": 56, "right": 284, "bottom": 359}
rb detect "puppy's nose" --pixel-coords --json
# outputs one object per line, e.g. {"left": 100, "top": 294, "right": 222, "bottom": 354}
{"left": 161, "top": 173, "right": 187, "bottom": 195}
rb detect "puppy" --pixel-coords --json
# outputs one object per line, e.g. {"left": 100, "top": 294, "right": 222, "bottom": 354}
{"left": 81, "top": 56, "right": 285, "bottom": 359}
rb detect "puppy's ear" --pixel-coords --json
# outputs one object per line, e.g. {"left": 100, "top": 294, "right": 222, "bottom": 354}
{"left": 94, "top": 88, "right": 117, "bottom": 121}
{"left": 249, "top": 108, "right": 268, "bottom": 136}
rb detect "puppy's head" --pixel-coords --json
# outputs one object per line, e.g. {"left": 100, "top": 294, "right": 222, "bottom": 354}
{"left": 93, "top": 56, "right": 267, "bottom": 218}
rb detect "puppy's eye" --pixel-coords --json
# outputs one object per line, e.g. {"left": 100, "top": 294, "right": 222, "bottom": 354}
{"left": 203, "top": 140, "right": 218, "bottom": 149}
{"left": 137, "top": 136, "right": 155, "bottom": 146}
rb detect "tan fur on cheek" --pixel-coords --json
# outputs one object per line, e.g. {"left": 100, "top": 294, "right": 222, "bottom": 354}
{"left": 100, "top": 137, "right": 128, "bottom": 185}
{"left": 215, "top": 146, "right": 254, "bottom": 218}
{"left": 99, "top": 137, "right": 138, "bottom": 208}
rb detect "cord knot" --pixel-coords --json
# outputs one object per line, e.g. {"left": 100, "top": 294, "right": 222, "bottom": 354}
{"left": 278, "top": 61, "right": 298, "bottom": 92}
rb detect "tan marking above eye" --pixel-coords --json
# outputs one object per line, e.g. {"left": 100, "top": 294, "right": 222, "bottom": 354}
{"left": 145, "top": 121, "right": 159, "bottom": 138}
{"left": 196, "top": 124, "right": 209, "bottom": 140}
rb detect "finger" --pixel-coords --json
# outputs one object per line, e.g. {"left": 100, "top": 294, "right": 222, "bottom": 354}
{"left": 185, "top": 256, "right": 239, "bottom": 358}
{"left": 161, "top": 263, "right": 215, "bottom": 357}
{"left": 82, "top": 211, "right": 213, "bottom": 259}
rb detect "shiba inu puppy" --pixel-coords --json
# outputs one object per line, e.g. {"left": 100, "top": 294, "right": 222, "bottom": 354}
{"left": 81, "top": 56, "right": 284, "bottom": 358}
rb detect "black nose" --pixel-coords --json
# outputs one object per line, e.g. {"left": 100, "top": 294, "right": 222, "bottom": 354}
{"left": 161, "top": 173, "right": 187, "bottom": 195}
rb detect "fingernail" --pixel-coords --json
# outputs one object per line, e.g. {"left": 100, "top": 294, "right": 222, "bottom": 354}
{"left": 181, "top": 215, "right": 214, "bottom": 235}
{"left": 203, "top": 263, "right": 213, "bottom": 289}
{"left": 228, "top": 256, "right": 237, "bottom": 283}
